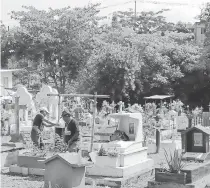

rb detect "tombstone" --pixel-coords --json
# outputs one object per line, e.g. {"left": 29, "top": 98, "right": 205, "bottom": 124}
{"left": 13, "top": 86, "right": 35, "bottom": 126}
{"left": 44, "top": 153, "right": 92, "bottom": 188}
{"left": 86, "top": 112, "right": 154, "bottom": 179}
{"left": 181, "top": 126, "right": 210, "bottom": 162}
{"left": 36, "top": 85, "right": 59, "bottom": 121}
{"left": 176, "top": 115, "right": 189, "bottom": 131}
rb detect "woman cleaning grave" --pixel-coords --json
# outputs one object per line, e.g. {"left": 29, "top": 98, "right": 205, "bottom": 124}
{"left": 31, "top": 107, "right": 57, "bottom": 149}
{"left": 61, "top": 110, "right": 81, "bottom": 152}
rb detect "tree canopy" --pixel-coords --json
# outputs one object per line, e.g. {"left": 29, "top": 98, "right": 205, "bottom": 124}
{"left": 1, "top": 5, "right": 209, "bottom": 108}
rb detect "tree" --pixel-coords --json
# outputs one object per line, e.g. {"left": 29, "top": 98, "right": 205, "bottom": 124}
{"left": 188, "top": 2, "right": 210, "bottom": 109}
{"left": 1, "top": 23, "right": 18, "bottom": 68}
{"left": 8, "top": 5, "right": 102, "bottom": 93}
{"left": 81, "top": 26, "right": 201, "bottom": 104}
{"left": 196, "top": 2, "right": 210, "bottom": 22}
{"left": 111, "top": 9, "right": 174, "bottom": 34}
{"left": 82, "top": 27, "right": 141, "bottom": 102}
{"left": 174, "top": 21, "right": 193, "bottom": 33}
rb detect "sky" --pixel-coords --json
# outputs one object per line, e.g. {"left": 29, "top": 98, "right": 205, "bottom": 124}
{"left": 1, "top": 0, "right": 210, "bottom": 27}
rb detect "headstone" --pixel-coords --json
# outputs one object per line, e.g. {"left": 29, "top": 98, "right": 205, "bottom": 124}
{"left": 13, "top": 86, "right": 35, "bottom": 126}
{"left": 36, "top": 85, "right": 59, "bottom": 121}
{"left": 181, "top": 126, "right": 210, "bottom": 162}
{"left": 176, "top": 115, "right": 188, "bottom": 130}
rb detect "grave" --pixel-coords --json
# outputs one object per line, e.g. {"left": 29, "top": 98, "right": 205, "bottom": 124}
{"left": 44, "top": 153, "right": 93, "bottom": 188}
{"left": 36, "top": 85, "right": 59, "bottom": 122}
{"left": 13, "top": 86, "right": 36, "bottom": 127}
{"left": 85, "top": 112, "right": 154, "bottom": 185}
{"left": 176, "top": 114, "right": 189, "bottom": 131}
{"left": 181, "top": 126, "right": 210, "bottom": 162}
{"left": 148, "top": 126, "right": 210, "bottom": 188}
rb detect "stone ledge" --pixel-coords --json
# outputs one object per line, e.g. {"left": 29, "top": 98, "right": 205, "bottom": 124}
{"left": 9, "top": 165, "right": 45, "bottom": 176}
{"left": 86, "top": 169, "right": 153, "bottom": 187}
{"left": 86, "top": 158, "right": 154, "bottom": 178}
{"left": 9, "top": 165, "right": 153, "bottom": 187}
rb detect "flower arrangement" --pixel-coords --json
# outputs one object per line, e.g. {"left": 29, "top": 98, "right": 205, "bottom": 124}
{"left": 1, "top": 109, "right": 12, "bottom": 121}
{"left": 23, "top": 133, "right": 68, "bottom": 157}
{"left": 107, "top": 147, "right": 119, "bottom": 158}
{"left": 98, "top": 146, "right": 107, "bottom": 156}
{"left": 54, "top": 133, "right": 68, "bottom": 153}
{"left": 97, "top": 146, "right": 119, "bottom": 158}
{"left": 126, "top": 103, "right": 144, "bottom": 113}
{"left": 192, "top": 107, "right": 203, "bottom": 118}
{"left": 170, "top": 100, "right": 184, "bottom": 113}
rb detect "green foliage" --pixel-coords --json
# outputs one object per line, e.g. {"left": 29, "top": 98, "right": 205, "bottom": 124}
{"left": 23, "top": 133, "right": 68, "bottom": 157}
{"left": 2, "top": 5, "right": 207, "bottom": 107}
{"left": 163, "top": 148, "right": 185, "bottom": 173}
{"left": 107, "top": 148, "right": 119, "bottom": 158}
{"left": 6, "top": 4, "right": 102, "bottom": 93}
{"left": 54, "top": 133, "right": 68, "bottom": 153}
{"left": 192, "top": 107, "right": 203, "bottom": 118}
{"left": 197, "top": 3, "right": 210, "bottom": 22}
{"left": 174, "top": 22, "right": 193, "bottom": 33}
{"left": 112, "top": 9, "right": 174, "bottom": 34}
{"left": 98, "top": 146, "right": 107, "bottom": 156}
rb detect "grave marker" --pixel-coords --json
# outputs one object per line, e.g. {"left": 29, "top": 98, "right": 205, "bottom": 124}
{"left": 181, "top": 126, "right": 210, "bottom": 162}
{"left": 13, "top": 86, "right": 36, "bottom": 126}
{"left": 44, "top": 153, "right": 93, "bottom": 188}
{"left": 176, "top": 115, "right": 188, "bottom": 130}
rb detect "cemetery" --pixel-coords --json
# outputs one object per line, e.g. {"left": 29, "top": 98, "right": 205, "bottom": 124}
{"left": 1, "top": 84, "right": 210, "bottom": 188}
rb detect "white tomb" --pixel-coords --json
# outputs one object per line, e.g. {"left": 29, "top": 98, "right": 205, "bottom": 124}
{"left": 35, "top": 85, "right": 59, "bottom": 122}
{"left": 12, "top": 86, "right": 36, "bottom": 126}
{"left": 85, "top": 112, "right": 154, "bottom": 178}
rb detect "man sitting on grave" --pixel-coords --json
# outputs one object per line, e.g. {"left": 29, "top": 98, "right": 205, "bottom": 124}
{"left": 61, "top": 110, "right": 81, "bottom": 152}
{"left": 31, "top": 107, "right": 57, "bottom": 149}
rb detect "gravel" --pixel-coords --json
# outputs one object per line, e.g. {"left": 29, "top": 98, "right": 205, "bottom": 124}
{"left": 1, "top": 172, "right": 44, "bottom": 188}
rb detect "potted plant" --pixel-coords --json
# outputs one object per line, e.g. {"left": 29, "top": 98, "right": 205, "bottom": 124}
{"left": 95, "top": 146, "right": 120, "bottom": 167}
{"left": 155, "top": 149, "right": 187, "bottom": 184}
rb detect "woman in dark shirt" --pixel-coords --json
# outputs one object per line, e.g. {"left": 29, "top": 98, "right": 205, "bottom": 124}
{"left": 31, "top": 107, "right": 56, "bottom": 149}
{"left": 61, "top": 110, "right": 80, "bottom": 152}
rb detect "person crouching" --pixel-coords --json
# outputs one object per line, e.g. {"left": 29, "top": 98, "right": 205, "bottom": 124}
{"left": 61, "top": 110, "right": 81, "bottom": 153}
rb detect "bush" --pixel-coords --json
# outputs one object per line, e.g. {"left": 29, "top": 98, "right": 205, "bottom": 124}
{"left": 98, "top": 146, "right": 107, "bottom": 156}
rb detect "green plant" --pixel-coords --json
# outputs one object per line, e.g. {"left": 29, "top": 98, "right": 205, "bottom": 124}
{"left": 163, "top": 148, "right": 185, "bottom": 173}
{"left": 23, "top": 133, "right": 68, "bottom": 157}
{"left": 54, "top": 133, "right": 68, "bottom": 153}
{"left": 107, "top": 147, "right": 119, "bottom": 158}
{"left": 98, "top": 146, "right": 107, "bottom": 156}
